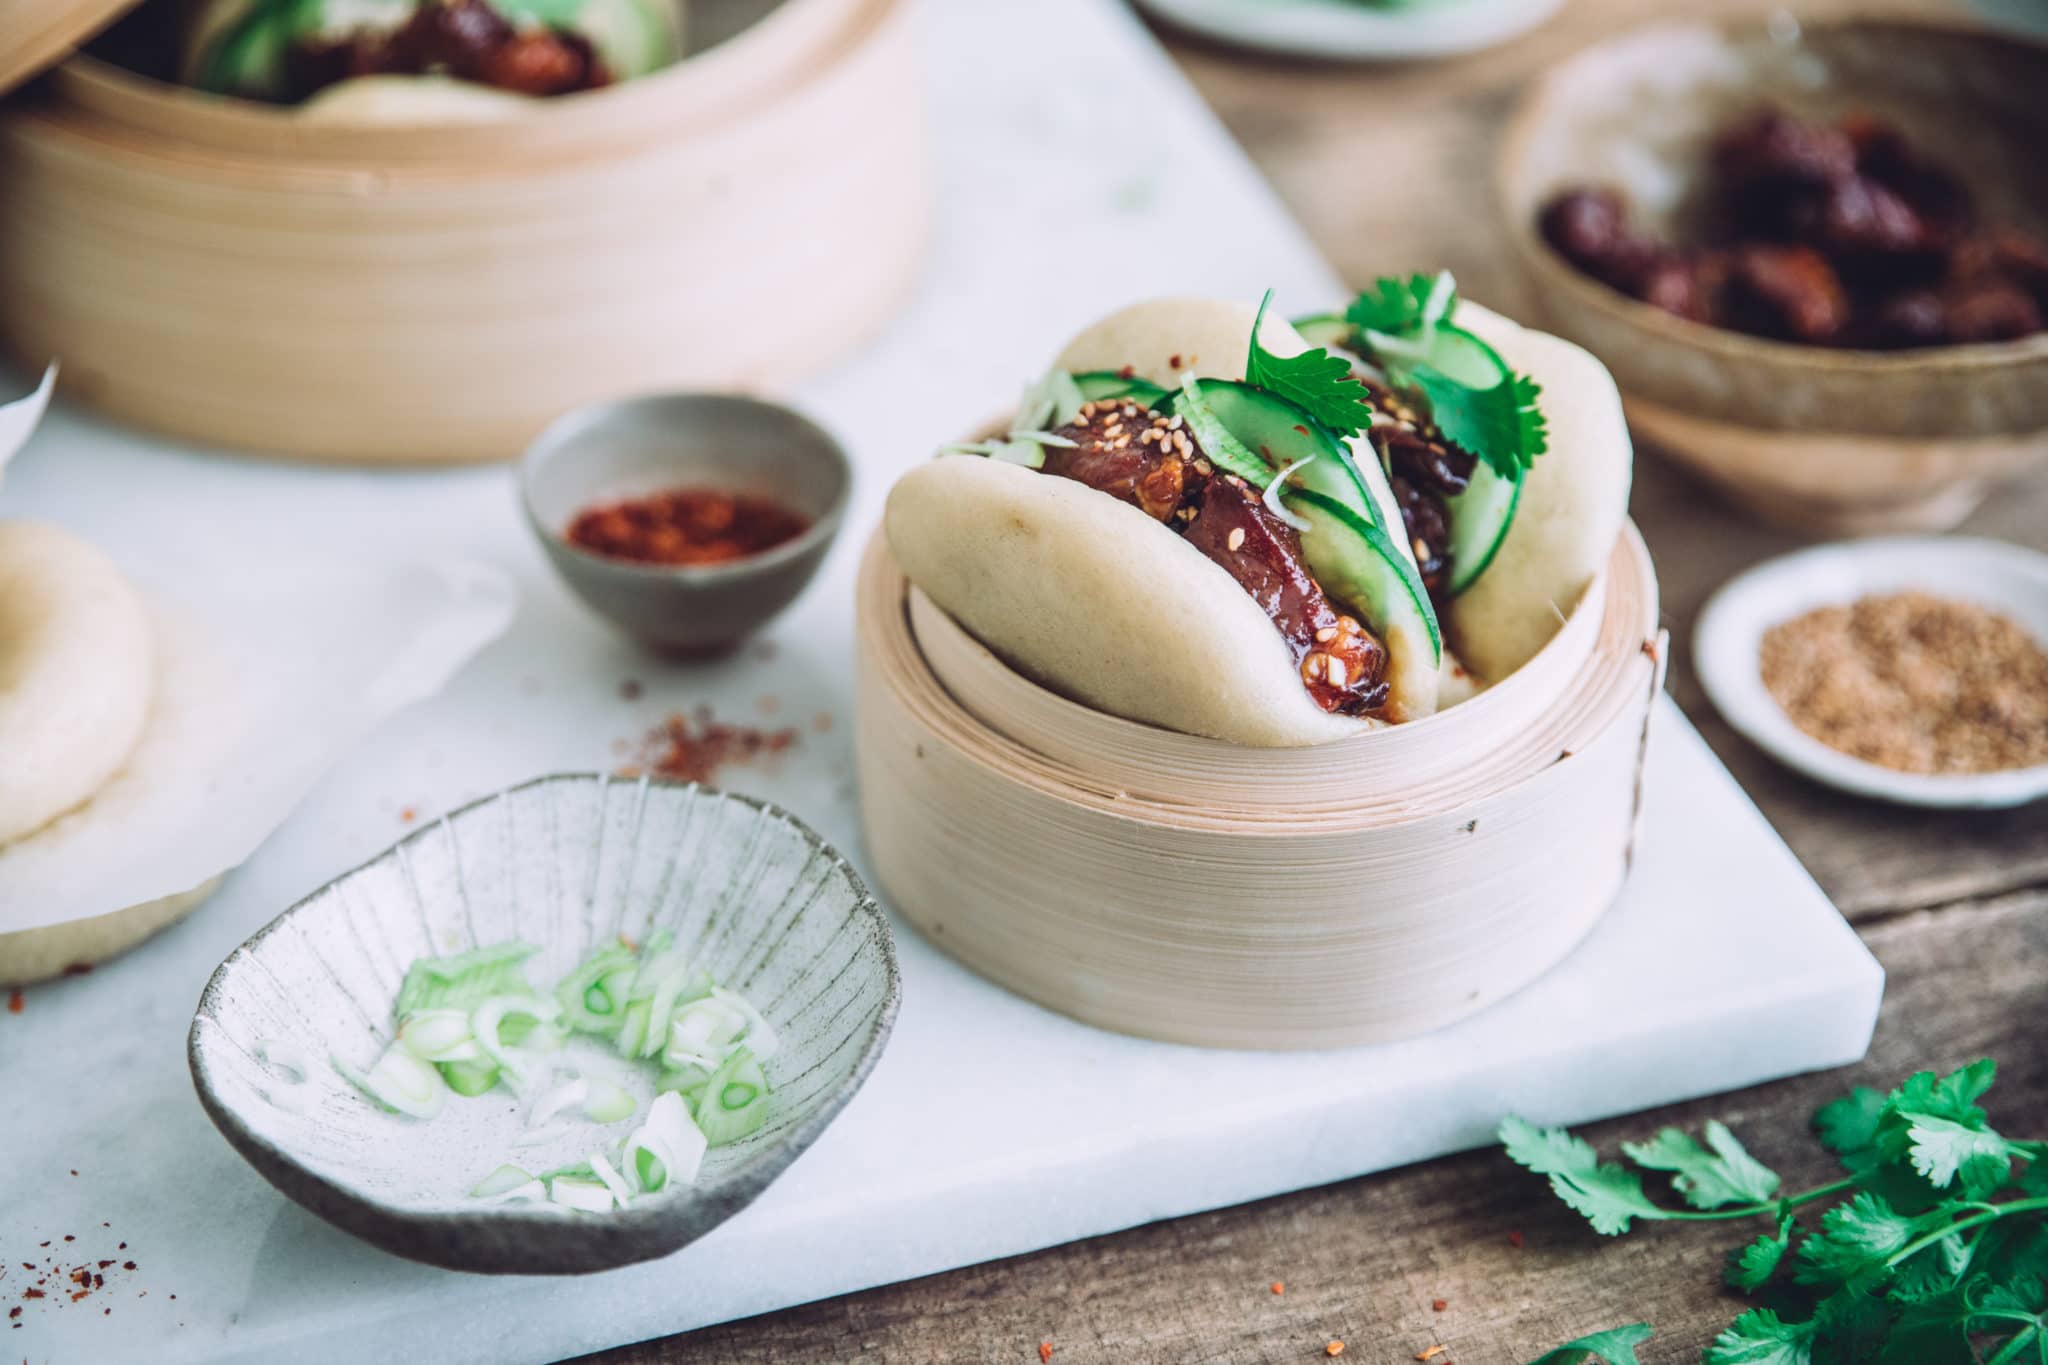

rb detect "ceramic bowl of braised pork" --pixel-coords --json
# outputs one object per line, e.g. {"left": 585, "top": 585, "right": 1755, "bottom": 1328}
{"left": 1496, "top": 17, "right": 2048, "bottom": 534}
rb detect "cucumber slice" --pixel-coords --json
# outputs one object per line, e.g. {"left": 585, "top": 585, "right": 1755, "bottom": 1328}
{"left": 1164, "top": 379, "right": 1387, "bottom": 533}
{"left": 1071, "top": 371, "right": 1169, "bottom": 408}
{"left": 1444, "top": 459, "right": 1521, "bottom": 596}
{"left": 1290, "top": 313, "right": 1353, "bottom": 351}
{"left": 693, "top": 1046, "right": 770, "bottom": 1147}
{"left": 1289, "top": 488, "right": 1442, "bottom": 665}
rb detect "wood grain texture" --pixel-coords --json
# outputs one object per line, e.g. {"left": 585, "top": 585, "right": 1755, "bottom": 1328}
{"left": 585, "top": 0, "right": 2048, "bottom": 1356}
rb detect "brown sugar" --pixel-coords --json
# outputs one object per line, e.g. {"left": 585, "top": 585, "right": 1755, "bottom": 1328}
{"left": 1760, "top": 591, "right": 2048, "bottom": 774}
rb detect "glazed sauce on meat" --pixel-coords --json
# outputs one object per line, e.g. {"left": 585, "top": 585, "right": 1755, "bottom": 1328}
{"left": 288, "top": 0, "right": 610, "bottom": 101}
{"left": 1041, "top": 401, "right": 1390, "bottom": 716}
{"left": 1354, "top": 375, "right": 1476, "bottom": 605}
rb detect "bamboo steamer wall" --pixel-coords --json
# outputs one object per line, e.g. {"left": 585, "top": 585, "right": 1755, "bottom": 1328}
{"left": 0, "top": 0, "right": 925, "bottom": 463}
{"left": 855, "top": 525, "right": 1667, "bottom": 1051}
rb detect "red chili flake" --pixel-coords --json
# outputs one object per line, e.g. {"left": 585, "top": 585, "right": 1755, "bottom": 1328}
{"left": 69, "top": 1171, "right": 77, "bottom": 1177}
{"left": 122, "top": 1262, "right": 135, "bottom": 1272}
{"left": 70, "top": 1290, "right": 88, "bottom": 1303}
{"left": 619, "top": 679, "right": 644, "bottom": 702}
{"left": 1507, "top": 1230, "right": 1524, "bottom": 1249}
{"left": 1293, "top": 424, "right": 1310, "bottom": 435}
{"left": 1417, "top": 1348, "right": 1448, "bottom": 1362}
{"left": 565, "top": 487, "right": 809, "bottom": 568}
{"left": 116, "top": 1244, "right": 125, "bottom": 1251}
{"left": 61, "top": 1236, "right": 73, "bottom": 1244}
{"left": 1168, "top": 354, "right": 1184, "bottom": 369}
{"left": 96, "top": 1261, "right": 111, "bottom": 1271}
{"left": 619, "top": 708, "right": 799, "bottom": 786}
{"left": 8, "top": 1308, "right": 19, "bottom": 1319}
{"left": 1040, "top": 1344, "right": 1054, "bottom": 1363}
{"left": 23, "top": 1290, "right": 43, "bottom": 1300}
{"left": 399, "top": 807, "right": 419, "bottom": 825}
{"left": 1119, "top": 364, "right": 1138, "bottom": 379}
{"left": 1271, "top": 1282, "right": 1285, "bottom": 1295}
{"left": 1432, "top": 1299, "right": 1448, "bottom": 1312}
{"left": 1327, "top": 1343, "right": 1346, "bottom": 1357}
{"left": 5, "top": 990, "right": 21, "bottom": 1014}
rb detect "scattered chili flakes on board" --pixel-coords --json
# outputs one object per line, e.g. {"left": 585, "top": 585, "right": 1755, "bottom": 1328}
{"left": 619, "top": 707, "right": 798, "bottom": 785}
{"left": 1326, "top": 1341, "right": 1346, "bottom": 1357}
{"left": 1432, "top": 1299, "right": 1449, "bottom": 1312}
{"left": 1040, "top": 1343, "right": 1054, "bottom": 1362}
{"left": 1271, "top": 1281, "right": 1285, "bottom": 1295}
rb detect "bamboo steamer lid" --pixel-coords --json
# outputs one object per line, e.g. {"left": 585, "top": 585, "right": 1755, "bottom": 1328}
{"left": 854, "top": 523, "right": 1667, "bottom": 1050}
{"left": 0, "top": 0, "right": 135, "bottom": 97}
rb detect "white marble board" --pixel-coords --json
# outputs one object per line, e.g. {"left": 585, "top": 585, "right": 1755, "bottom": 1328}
{"left": 0, "top": 0, "right": 1881, "bottom": 1360}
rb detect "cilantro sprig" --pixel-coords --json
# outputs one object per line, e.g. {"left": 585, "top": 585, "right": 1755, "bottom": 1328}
{"left": 1243, "top": 289, "right": 1374, "bottom": 439}
{"left": 1342, "top": 270, "right": 1550, "bottom": 481}
{"left": 1503, "top": 1060, "right": 2048, "bottom": 1365}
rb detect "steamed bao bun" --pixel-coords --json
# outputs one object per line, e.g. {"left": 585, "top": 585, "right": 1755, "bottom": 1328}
{"left": 885, "top": 297, "right": 1630, "bottom": 747}
{"left": 0, "top": 523, "right": 154, "bottom": 846}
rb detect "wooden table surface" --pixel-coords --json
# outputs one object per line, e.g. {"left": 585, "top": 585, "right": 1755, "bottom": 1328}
{"left": 590, "top": 1, "right": 2048, "bottom": 1359}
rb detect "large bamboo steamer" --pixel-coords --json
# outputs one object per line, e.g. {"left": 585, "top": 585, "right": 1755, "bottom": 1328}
{"left": 855, "top": 525, "right": 1666, "bottom": 1050}
{"left": 0, "top": 0, "right": 926, "bottom": 463}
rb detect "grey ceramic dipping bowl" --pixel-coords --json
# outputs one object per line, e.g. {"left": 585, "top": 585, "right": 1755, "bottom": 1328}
{"left": 522, "top": 393, "right": 851, "bottom": 654}
{"left": 188, "top": 775, "right": 899, "bottom": 1275}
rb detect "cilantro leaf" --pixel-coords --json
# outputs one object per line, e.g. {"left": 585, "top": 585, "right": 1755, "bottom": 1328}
{"left": 1729, "top": 1215, "right": 1798, "bottom": 1293}
{"left": 1795, "top": 1192, "right": 1926, "bottom": 1291}
{"left": 1815, "top": 1087, "right": 1888, "bottom": 1164}
{"left": 1704, "top": 1308, "right": 1817, "bottom": 1365}
{"left": 1522, "top": 1324, "right": 1655, "bottom": 1365}
{"left": 1243, "top": 289, "right": 1373, "bottom": 438}
{"left": 1624, "top": 1121, "right": 1782, "bottom": 1210}
{"left": 1412, "top": 367, "right": 1547, "bottom": 481}
{"left": 1500, "top": 1116, "right": 1669, "bottom": 1236}
{"left": 1878, "top": 1281, "right": 1977, "bottom": 1365}
{"left": 1901, "top": 1113, "right": 2016, "bottom": 1198}
{"left": 1344, "top": 272, "right": 1458, "bottom": 336}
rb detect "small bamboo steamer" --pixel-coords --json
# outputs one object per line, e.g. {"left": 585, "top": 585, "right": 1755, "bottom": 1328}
{"left": 0, "top": 0, "right": 927, "bottom": 463}
{"left": 855, "top": 524, "right": 1666, "bottom": 1050}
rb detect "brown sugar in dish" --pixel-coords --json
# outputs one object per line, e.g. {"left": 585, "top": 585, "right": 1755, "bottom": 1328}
{"left": 1760, "top": 591, "right": 2048, "bottom": 774}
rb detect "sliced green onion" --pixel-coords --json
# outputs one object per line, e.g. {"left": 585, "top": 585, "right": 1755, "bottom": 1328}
{"left": 554, "top": 945, "right": 637, "bottom": 1033}
{"left": 547, "top": 1175, "right": 614, "bottom": 1213}
{"left": 394, "top": 941, "right": 539, "bottom": 1017}
{"left": 470, "top": 1163, "right": 538, "bottom": 1199}
{"left": 589, "top": 1151, "right": 634, "bottom": 1206}
{"left": 396, "top": 1008, "right": 476, "bottom": 1062}
{"left": 710, "top": 987, "right": 779, "bottom": 1063}
{"left": 1016, "top": 368, "right": 1087, "bottom": 432}
{"left": 626, "top": 1091, "right": 707, "bottom": 1194}
{"left": 614, "top": 999, "right": 654, "bottom": 1058}
{"left": 583, "top": 1079, "right": 636, "bottom": 1124}
{"left": 662, "top": 995, "right": 747, "bottom": 1071}
{"left": 1261, "top": 456, "right": 1318, "bottom": 533}
{"left": 470, "top": 994, "right": 563, "bottom": 1094}
{"left": 693, "top": 1046, "right": 770, "bottom": 1147}
{"left": 439, "top": 1057, "right": 501, "bottom": 1097}
{"left": 334, "top": 1045, "right": 448, "bottom": 1120}
{"left": 656, "top": 1062, "right": 713, "bottom": 1102}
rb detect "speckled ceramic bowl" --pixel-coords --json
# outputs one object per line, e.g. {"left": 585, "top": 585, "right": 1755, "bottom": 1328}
{"left": 188, "top": 775, "right": 899, "bottom": 1275}
{"left": 1496, "top": 17, "right": 2048, "bottom": 533}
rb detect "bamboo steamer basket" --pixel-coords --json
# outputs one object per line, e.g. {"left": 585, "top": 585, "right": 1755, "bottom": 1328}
{"left": 0, "top": 0, "right": 927, "bottom": 463}
{"left": 855, "top": 522, "right": 1667, "bottom": 1051}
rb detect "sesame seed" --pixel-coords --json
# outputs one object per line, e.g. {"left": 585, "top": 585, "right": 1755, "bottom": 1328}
{"left": 1114, "top": 436, "right": 1131, "bottom": 448}
{"left": 1080, "top": 402, "right": 1097, "bottom": 417}
{"left": 1413, "top": 538, "right": 1430, "bottom": 561}
{"left": 1167, "top": 415, "right": 1184, "bottom": 431}
{"left": 1327, "top": 657, "right": 1348, "bottom": 689}
{"left": 1104, "top": 423, "right": 1123, "bottom": 437}
{"left": 1316, "top": 626, "right": 1338, "bottom": 643}
{"left": 1194, "top": 459, "right": 1212, "bottom": 476}
{"left": 1227, "top": 527, "right": 1246, "bottom": 552}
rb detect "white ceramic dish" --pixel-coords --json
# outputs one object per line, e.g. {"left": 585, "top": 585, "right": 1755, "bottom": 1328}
{"left": 1132, "top": 0, "right": 1566, "bottom": 61}
{"left": 188, "top": 775, "right": 900, "bottom": 1274}
{"left": 1695, "top": 537, "right": 2048, "bottom": 809}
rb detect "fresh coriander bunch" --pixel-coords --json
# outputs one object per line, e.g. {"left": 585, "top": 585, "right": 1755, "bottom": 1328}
{"left": 1500, "top": 1059, "right": 2048, "bottom": 1364}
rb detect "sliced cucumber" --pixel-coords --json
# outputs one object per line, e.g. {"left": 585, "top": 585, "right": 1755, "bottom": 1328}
{"left": 1163, "top": 379, "right": 1387, "bottom": 533}
{"left": 1071, "top": 371, "right": 1169, "bottom": 408}
{"left": 1444, "top": 459, "right": 1521, "bottom": 595}
{"left": 1290, "top": 313, "right": 1353, "bottom": 351}
{"left": 1289, "top": 488, "right": 1442, "bottom": 665}
{"left": 1411, "top": 323, "right": 1509, "bottom": 388}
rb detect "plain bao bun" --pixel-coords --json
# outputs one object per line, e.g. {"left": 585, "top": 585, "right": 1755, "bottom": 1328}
{"left": 0, "top": 522, "right": 154, "bottom": 846}
{"left": 886, "top": 459, "right": 1372, "bottom": 747}
{"left": 1446, "top": 303, "right": 1632, "bottom": 682}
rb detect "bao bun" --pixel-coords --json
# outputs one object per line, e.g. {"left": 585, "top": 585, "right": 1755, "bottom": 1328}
{"left": 886, "top": 297, "right": 1631, "bottom": 747}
